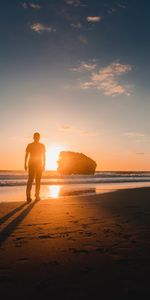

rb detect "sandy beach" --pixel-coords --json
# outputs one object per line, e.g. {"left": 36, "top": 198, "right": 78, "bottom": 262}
{"left": 0, "top": 187, "right": 150, "bottom": 299}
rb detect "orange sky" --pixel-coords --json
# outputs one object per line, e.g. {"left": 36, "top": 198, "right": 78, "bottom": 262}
{"left": 0, "top": 132, "right": 149, "bottom": 171}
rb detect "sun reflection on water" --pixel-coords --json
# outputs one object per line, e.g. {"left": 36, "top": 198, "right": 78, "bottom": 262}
{"left": 48, "top": 185, "right": 61, "bottom": 198}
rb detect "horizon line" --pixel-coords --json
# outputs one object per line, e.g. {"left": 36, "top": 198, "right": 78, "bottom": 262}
{"left": 1, "top": 169, "right": 150, "bottom": 173}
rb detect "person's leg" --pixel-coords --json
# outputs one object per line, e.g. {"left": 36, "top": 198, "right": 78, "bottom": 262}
{"left": 26, "top": 167, "right": 35, "bottom": 201}
{"left": 35, "top": 167, "right": 42, "bottom": 200}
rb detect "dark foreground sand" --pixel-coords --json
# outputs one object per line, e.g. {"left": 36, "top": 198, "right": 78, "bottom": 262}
{"left": 0, "top": 188, "right": 150, "bottom": 299}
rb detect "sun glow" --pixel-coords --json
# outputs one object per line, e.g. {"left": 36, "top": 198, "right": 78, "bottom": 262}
{"left": 46, "top": 145, "right": 63, "bottom": 170}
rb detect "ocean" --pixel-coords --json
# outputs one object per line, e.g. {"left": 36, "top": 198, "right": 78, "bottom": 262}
{"left": 1, "top": 170, "right": 150, "bottom": 202}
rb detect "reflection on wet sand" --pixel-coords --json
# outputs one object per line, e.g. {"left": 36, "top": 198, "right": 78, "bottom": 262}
{"left": 2, "top": 182, "right": 149, "bottom": 203}
{"left": 48, "top": 185, "right": 61, "bottom": 198}
{"left": 48, "top": 185, "right": 96, "bottom": 198}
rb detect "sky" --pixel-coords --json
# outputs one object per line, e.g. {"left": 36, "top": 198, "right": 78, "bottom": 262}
{"left": 0, "top": 0, "right": 150, "bottom": 171}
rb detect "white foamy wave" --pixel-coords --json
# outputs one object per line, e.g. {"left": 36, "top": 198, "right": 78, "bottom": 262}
{"left": 0, "top": 171, "right": 150, "bottom": 187}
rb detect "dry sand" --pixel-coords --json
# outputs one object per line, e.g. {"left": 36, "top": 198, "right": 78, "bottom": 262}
{"left": 0, "top": 187, "right": 150, "bottom": 299}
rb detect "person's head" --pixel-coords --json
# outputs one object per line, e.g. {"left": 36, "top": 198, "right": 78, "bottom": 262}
{"left": 33, "top": 132, "right": 40, "bottom": 142}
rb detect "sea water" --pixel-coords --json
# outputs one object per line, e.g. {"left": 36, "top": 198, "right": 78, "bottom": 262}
{"left": 1, "top": 170, "right": 150, "bottom": 202}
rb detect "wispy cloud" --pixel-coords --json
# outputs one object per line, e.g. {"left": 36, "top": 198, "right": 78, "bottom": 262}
{"left": 80, "top": 62, "right": 132, "bottom": 96}
{"left": 21, "top": 2, "right": 28, "bottom": 9}
{"left": 125, "top": 132, "right": 146, "bottom": 138}
{"left": 117, "top": 3, "right": 126, "bottom": 9}
{"left": 60, "top": 124, "right": 73, "bottom": 131}
{"left": 107, "top": 7, "right": 117, "bottom": 15}
{"left": 71, "top": 22, "right": 82, "bottom": 29}
{"left": 78, "top": 35, "right": 88, "bottom": 44}
{"left": 29, "top": 3, "right": 41, "bottom": 9}
{"left": 22, "top": 2, "right": 41, "bottom": 9}
{"left": 65, "top": 0, "right": 81, "bottom": 7}
{"left": 70, "top": 61, "right": 97, "bottom": 72}
{"left": 59, "top": 124, "right": 98, "bottom": 136}
{"left": 86, "top": 16, "right": 102, "bottom": 23}
{"left": 31, "top": 23, "right": 56, "bottom": 33}
{"left": 107, "top": 2, "right": 126, "bottom": 15}
{"left": 136, "top": 152, "right": 145, "bottom": 155}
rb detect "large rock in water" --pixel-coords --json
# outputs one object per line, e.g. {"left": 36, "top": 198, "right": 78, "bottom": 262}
{"left": 57, "top": 151, "right": 97, "bottom": 175}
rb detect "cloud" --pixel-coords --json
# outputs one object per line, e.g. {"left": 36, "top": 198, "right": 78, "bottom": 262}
{"left": 71, "top": 22, "right": 82, "bottom": 29}
{"left": 117, "top": 3, "right": 126, "bottom": 9}
{"left": 65, "top": 0, "right": 81, "bottom": 7}
{"left": 70, "top": 62, "right": 97, "bottom": 72}
{"left": 80, "top": 62, "right": 132, "bottom": 96}
{"left": 107, "top": 3, "right": 126, "bottom": 15}
{"left": 21, "top": 2, "right": 28, "bottom": 8}
{"left": 22, "top": 2, "right": 41, "bottom": 9}
{"left": 125, "top": 132, "right": 146, "bottom": 138}
{"left": 86, "top": 16, "right": 102, "bottom": 23}
{"left": 107, "top": 7, "right": 117, "bottom": 15}
{"left": 29, "top": 3, "right": 41, "bottom": 9}
{"left": 59, "top": 124, "right": 98, "bottom": 136}
{"left": 59, "top": 124, "right": 73, "bottom": 131}
{"left": 78, "top": 35, "right": 88, "bottom": 44}
{"left": 31, "top": 23, "right": 56, "bottom": 33}
{"left": 136, "top": 152, "right": 145, "bottom": 155}
{"left": 80, "top": 81, "right": 94, "bottom": 89}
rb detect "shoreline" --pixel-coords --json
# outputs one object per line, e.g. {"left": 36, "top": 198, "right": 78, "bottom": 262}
{"left": 1, "top": 183, "right": 150, "bottom": 203}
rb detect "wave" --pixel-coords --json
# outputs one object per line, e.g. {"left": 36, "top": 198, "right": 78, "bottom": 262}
{"left": 1, "top": 171, "right": 150, "bottom": 187}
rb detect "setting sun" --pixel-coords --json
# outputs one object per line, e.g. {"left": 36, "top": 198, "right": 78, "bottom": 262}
{"left": 46, "top": 145, "right": 63, "bottom": 170}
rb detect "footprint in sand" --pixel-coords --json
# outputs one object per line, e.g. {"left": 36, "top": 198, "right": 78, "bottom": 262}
{"left": 70, "top": 220, "right": 79, "bottom": 224}
{"left": 80, "top": 231, "right": 94, "bottom": 237}
{"left": 81, "top": 223, "right": 89, "bottom": 229}
{"left": 92, "top": 218, "right": 99, "bottom": 222}
{"left": 17, "top": 257, "right": 29, "bottom": 264}
{"left": 95, "top": 247, "right": 109, "bottom": 253}
{"left": 15, "top": 237, "right": 24, "bottom": 241}
{"left": 69, "top": 247, "right": 90, "bottom": 254}
{"left": 67, "top": 236, "right": 76, "bottom": 241}
{"left": 38, "top": 234, "right": 53, "bottom": 239}
{"left": 15, "top": 243, "right": 22, "bottom": 248}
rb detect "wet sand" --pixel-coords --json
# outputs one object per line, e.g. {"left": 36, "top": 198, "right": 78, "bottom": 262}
{"left": 0, "top": 187, "right": 150, "bottom": 299}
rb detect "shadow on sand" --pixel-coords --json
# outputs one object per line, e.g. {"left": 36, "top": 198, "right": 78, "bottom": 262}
{"left": 0, "top": 200, "right": 38, "bottom": 246}
{"left": 0, "top": 203, "right": 27, "bottom": 225}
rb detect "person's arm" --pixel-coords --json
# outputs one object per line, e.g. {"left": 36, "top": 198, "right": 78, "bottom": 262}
{"left": 43, "top": 146, "right": 46, "bottom": 171}
{"left": 24, "top": 146, "right": 29, "bottom": 171}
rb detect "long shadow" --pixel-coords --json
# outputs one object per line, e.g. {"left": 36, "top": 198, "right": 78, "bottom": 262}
{"left": 0, "top": 200, "right": 38, "bottom": 246}
{"left": 0, "top": 203, "right": 27, "bottom": 225}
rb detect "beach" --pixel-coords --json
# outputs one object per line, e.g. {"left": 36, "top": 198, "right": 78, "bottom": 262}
{"left": 0, "top": 187, "right": 150, "bottom": 299}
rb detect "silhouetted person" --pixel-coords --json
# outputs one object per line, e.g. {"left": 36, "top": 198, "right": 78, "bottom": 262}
{"left": 24, "top": 132, "right": 46, "bottom": 203}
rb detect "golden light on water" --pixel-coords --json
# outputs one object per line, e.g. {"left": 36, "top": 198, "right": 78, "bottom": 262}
{"left": 46, "top": 145, "right": 63, "bottom": 170}
{"left": 48, "top": 185, "right": 61, "bottom": 198}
